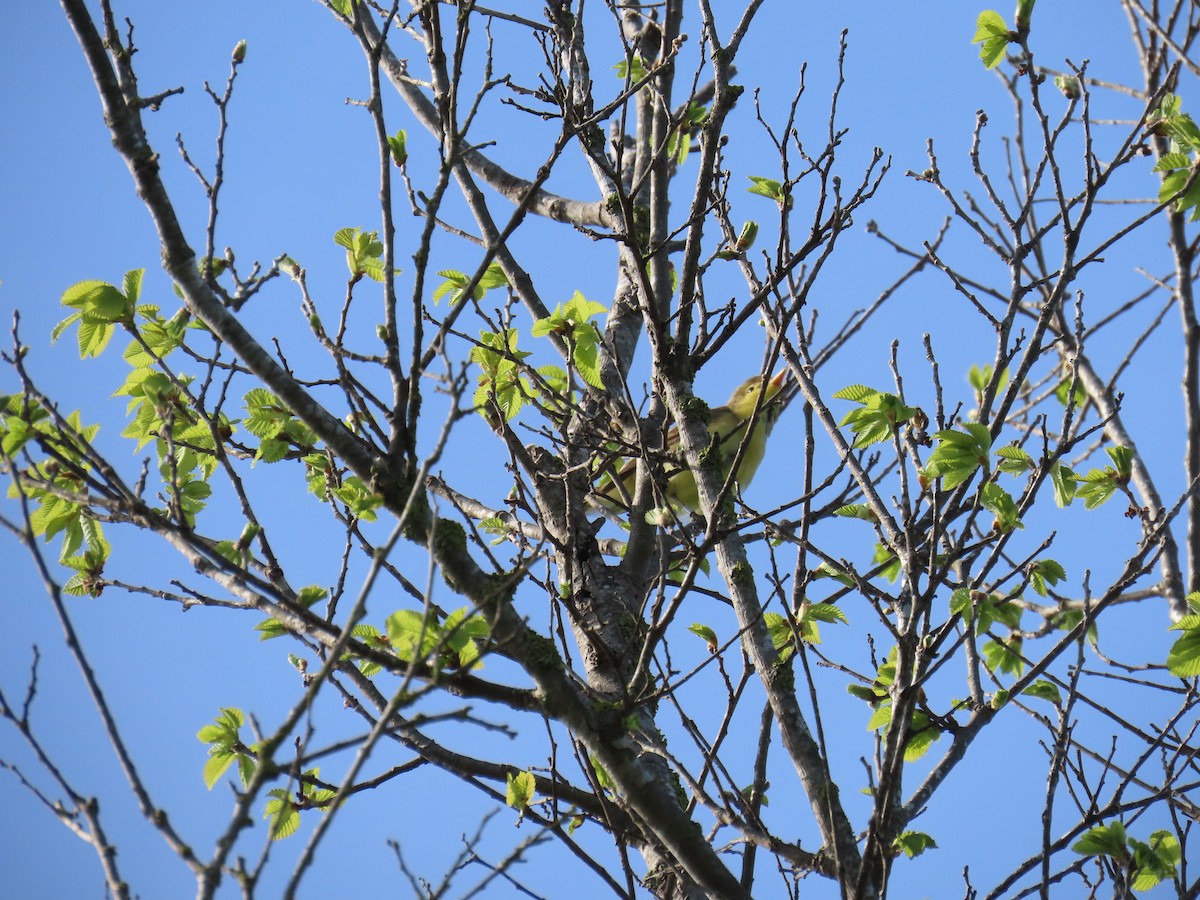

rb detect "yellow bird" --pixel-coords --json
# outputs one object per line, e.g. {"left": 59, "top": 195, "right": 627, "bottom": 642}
{"left": 596, "top": 370, "right": 788, "bottom": 513}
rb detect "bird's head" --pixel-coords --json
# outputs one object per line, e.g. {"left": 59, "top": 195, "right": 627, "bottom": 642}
{"left": 725, "top": 369, "right": 788, "bottom": 419}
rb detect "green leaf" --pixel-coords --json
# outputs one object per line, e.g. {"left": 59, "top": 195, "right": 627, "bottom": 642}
{"left": 872, "top": 543, "right": 902, "bottom": 583}
{"left": 264, "top": 790, "right": 300, "bottom": 840}
{"left": 967, "top": 362, "right": 1009, "bottom": 398}
{"left": 1166, "top": 617, "right": 1200, "bottom": 677}
{"left": 589, "top": 754, "right": 615, "bottom": 792}
{"left": 471, "top": 329, "right": 533, "bottom": 424}
{"left": 386, "top": 609, "right": 442, "bottom": 664}
{"left": 925, "top": 423, "right": 992, "bottom": 489}
{"left": 387, "top": 129, "right": 407, "bottom": 167}
{"left": 1054, "top": 376, "right": 1087, "bottom": 410}
{"left": 982, "top": 636, "right": 1024, "bottom": 676}
{"left": 866, "top": 702, "right": 892, "bottom": 732}
{"left": 1073, "top": 820, "right": 1128, "bottom": 857}
{"left": 1050, "top": 463, "right": 1076, "bottom": 507}
{"left": 834, "top": 503, "right": 879, "bottom": 523}
{"left": 202, "top": 751, "right": 239, "bottom": 790}
{"left": 981, "top": 481, "right": 1023, "bottom": 532}
{"left": 995, "top": 444, "right": 1033, "bottom": 475}
{"left": 763, "top": 612, "right": 797, "bottom": 660}
{"left": 197, "top": 708, "right": 254, "bottom": 789}
{"left": 893, "top": 830, "right": 938, "bottom": 859}
{"left": 196, "top": 706, "right": 244, "bottom": 742}
{"left": 1107, "top": 445, "right": 1134, "bottom": 482}
{"left": 256, "top": 587, "right": 327, "bottom": 641}
{"left": 804, "top": 603, "right": 848, "bottom": 626}
{"left": 60, "top": 279, "right": 127, "bottom": 316}
{"left": 812, "top": 561, "right": 855, "bottom": 588}
{"left": 1129, "top": 831, "right": 1181, "bottom": 890}
{"left": 335, "top": 227, "right": 386, "bottom": 282}
{"left": 80, "top": 318, "right": 117, "bottom": 357}
{"left": 746, "top": 175, "right": 792, "bottom": 207}
{"left": 506, "top": 770, "right": 537, "bottom": 811}
{"left": 1150, "top": 94, "right": 1200, "bottom": 154}
{"left": 613, "top": 55, "right": 648, "bottom": 83}
{"left": 1187, "top": 591, "right": 1200, "bottom": 615}
{"left": 442, "top": 607, "right": 490, "bottom": 669}
{"left": 949, "top": 587, "right": 973, "bottom": 618}
{"left": 1052, "top": 608, "right": 1099, "bottom": 646}
{"left": 689, "top": 623, "right": 719, "bottom": 652}
{"left": 121, "top": 268, "right": 144, "bottom": 304}
{"left": 1023, "top": 679, "right": 1062, "bottom": 705}
{"left": 835, "top": 386, "right": 918, "bottom": 449}
{"left": 831, "top": 384, "right": 877, "bottom": 403}
{"left": 904, "top": 717, "right": 940, "bottom": 761}
{"left": 973, "top": 11, "right": 1010, "bottom": 70}
{"left": 1074, "top": 468, "right": 1117, "bottom": 510}
{"left": 528, "top": 293, "right": 608, "bottom": 391}
{"left": 789, "top": 602, "right": 849, "bottom": 647}
{"left": 666, "top": 102, "right": 705, "bottom": 164}
{"left": 1028, "top": 559, "right": 1065, "bottom": 597}
{"left": 1153, "top": 151, "right": 1191, "bottom": 173}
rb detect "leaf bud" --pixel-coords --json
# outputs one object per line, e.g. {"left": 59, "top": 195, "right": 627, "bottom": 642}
{"left": 735, "top": 220, "right": 759, "bottom": 252}
{"left": 1053, "top": 75, "right": 1081, "bottom": 100}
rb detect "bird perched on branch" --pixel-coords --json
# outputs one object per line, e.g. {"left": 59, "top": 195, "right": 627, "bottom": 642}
{"left": 595, "top": 370, "right": 788, "bottom": 514}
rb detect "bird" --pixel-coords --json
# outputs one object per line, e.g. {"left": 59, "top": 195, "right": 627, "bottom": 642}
{"left": 594, "top": 370, "right": 788, "bottom": 514}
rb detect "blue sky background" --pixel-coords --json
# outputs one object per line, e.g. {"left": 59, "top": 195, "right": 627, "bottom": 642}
{"left": 1, "top": 2, "right": 1192, "bottom": 897}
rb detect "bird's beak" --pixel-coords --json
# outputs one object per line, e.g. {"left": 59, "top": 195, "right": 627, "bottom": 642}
{"left": 770, "top": 369, "right": 788, "bottom": 391}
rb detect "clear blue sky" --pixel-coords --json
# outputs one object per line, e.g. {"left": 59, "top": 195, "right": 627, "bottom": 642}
{"left": 0, "top": 2, "right": 1188, "bottom": 897}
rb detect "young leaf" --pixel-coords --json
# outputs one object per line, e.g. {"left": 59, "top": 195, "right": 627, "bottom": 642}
{"left": 924, "top": 423, "right": 992, "bottom": 489}
{"left": 973, "top": 10, "right": 1011, "bottom": 70}
{"left": 196, "top": 707, "right": 254, "bottom": 789}
{"left": 256, "top": 586, "right": 327, "bottom": 640}
{"left": 995, "top": 444, "right": 1033, "bottom": 475}
{"left": 967, "top": 362, "right": 1009, "bottom": 400}
{"left": 1107, "top": 445, "right": 1134, "bottom": 482}
{"left": 1028, "top": 559, "right": 1065, "bottom": 597}
{"left": 982, "top": 636, "right": 1024, "bottom": 676}
{"left": 903, "top": 713, "right": 941, "bottom": 762}
{"left": 614, "top": 55, "right": 648, "bottom": 83}
{"left": 834, "top": 503, "right": 879, "bottom": 523}
{"left": 1073, "top": 820, "right": 1127, "bottom": 857}
{"left": 763, "top": 612, "right": 797, "bottom": 660}
{"left": 1050, "top": 462, "right": 1076, "bottom": 508}
{"left": 1074, "top": 468, "right": 1118, "bottom": 510}
{"left": 747, "top": 175, "right": 792, "bottom": 207}
{"left": 506, "top": 770, "right": 537, "bottom": 813}
{"left": 834, "top": 386, "right": 917, "bottom": 449}
{"left": 893, "top": 830, "right": 938, "bottom": 859}
{"left": 1054, "top": 376, "right": 1087, "bottom": 410}
{"left": 1022, "top": 679, "right": 1062, "bottom": 705}
{"left": 531, "top": 292, "right": 606, "bottom": 389}
{"left": 387, "top": 129, "right": 407, "bottom": 167}
{"left": 689, "top": 623, "right": 719, "bottom": 653}
{"left": 1166, "top": 614, "right": 1200, "bottom": 677}
{"left": 981, "top": 481, "right": 1023, "bottom": 532}
{"left": 334, "top": 227, "right": 386, "bottom": 282}
{"left": 1128, "top": 831, "right": 1180, "bottom": 891}
{"left": 264, "top": 790, "right": 300, "bottom": 840}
